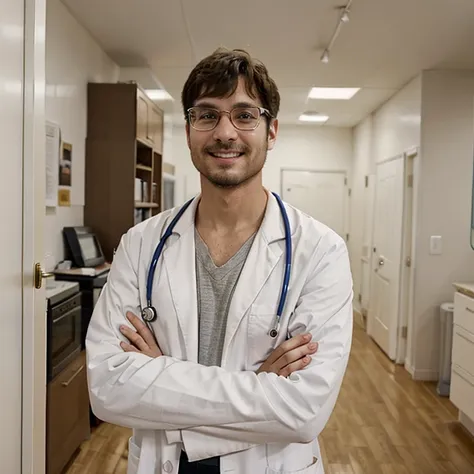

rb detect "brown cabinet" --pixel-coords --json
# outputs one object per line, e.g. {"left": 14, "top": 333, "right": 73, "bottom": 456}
{"left": 85, "top": 83, "right": 165, "bottom": 261}
{"left": 46, "top": 350, "right": 89, "bottom": 474}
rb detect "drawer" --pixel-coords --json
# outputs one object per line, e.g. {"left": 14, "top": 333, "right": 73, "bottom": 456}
{"left": 454, "top": 292, "right": 474, "bottom": 334}
{"left": 47, "top": 350, "right": 90, "bottom": 474}
{"left": 450, "top": 364, "right": 474, "bottom": 422}
{"left": 452, "top": 325, "right": 474, "bottom": 377}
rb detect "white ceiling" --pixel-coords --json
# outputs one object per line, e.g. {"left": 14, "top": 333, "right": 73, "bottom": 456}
{"left": 62, "top": 0, "right": 474, "bottom": 127}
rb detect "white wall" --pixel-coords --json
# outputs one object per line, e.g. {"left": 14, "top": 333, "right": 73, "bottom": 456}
{"left": 411, "top": 69, "right": 474, "bottom": 378}
{"left": 171, "top": 124, "right": 353, "bottom": 205}
{"left": 44, "top": 0, "right": 119, "bottom": 269}
{"left": 350, "top": 76, "right": 422, "bottom": 313}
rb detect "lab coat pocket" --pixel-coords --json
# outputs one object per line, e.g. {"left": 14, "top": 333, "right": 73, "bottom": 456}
{"left": 127, "top": 437, "right": 140, "bottom": 474}
{"left": 266, "top": 457, "right": 322, "bottom": 474}
{"left": 247, "top": 305, "right": 280, "bottom": 371}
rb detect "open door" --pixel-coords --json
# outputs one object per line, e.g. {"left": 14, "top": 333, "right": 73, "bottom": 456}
{"left": 369, "top": 156, "right": 405, "bottom": 360}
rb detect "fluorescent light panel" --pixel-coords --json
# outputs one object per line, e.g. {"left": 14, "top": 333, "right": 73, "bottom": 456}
{"left": 299, "top": 113, "right": 329, "bottom": 123}
{"left": 308, "top": 87, "right": 360, "bottom": 100}
{"left": 145, "top": 89, "right": 174, "bottom": 101}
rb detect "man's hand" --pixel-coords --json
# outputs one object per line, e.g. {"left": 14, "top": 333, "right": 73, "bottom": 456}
{"left": 257, "top": 333, "right": 318, "bottom": 377}
{"left": 119, "top": 311, "right": 163, "bottom": 358}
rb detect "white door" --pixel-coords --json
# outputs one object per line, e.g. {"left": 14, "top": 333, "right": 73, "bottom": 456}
{"left": 369, "top": 157, "right": 405, "bottom": 360}
{"left": 281, "top": 170, "right": 347, "bottom": 238}
{"left": 1, "top": 0, "right": 47, "bottom": 472}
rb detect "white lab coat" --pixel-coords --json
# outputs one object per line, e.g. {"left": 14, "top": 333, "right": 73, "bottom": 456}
{"left": 86, "top": 192, "right": 353, "bottom": 474}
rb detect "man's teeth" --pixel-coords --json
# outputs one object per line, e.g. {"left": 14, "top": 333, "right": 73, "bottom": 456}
{"left": 212, "top": 152, "right": 241, "bottom": 158}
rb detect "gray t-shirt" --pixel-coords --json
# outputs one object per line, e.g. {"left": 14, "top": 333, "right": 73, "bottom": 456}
{"left": 195, "top": 228, "right": 255, "bottom": 366}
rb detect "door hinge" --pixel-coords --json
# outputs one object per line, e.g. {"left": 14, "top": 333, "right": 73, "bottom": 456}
{"left": 407, "top": 174, "right": 414, "bottom": 188}
{"left": 405, "top": 256, "right": 412, "bottom": 267}
{"left": 348, "top": 188, "right": 351, "bottom": 197}
{"left": 400, "top": 326, "right": 408, "bottom": 339}
{"left": 346, "top": 233, "right": 350, "bottom": 241}
{"left": 365, "top": 175, "right": 369, "bottom": 188}
{"left": 344, "top": 177, "right": 347, "bottom": 185}
{"left": 358, "top": 293, "right": 362, "bottom": 303}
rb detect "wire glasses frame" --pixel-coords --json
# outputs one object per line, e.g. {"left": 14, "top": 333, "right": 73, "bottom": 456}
{"left": 186, "top": 106, "right": 272, "bottom": 131}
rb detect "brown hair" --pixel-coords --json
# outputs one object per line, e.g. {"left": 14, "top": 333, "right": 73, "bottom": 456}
{"left": 181, "top": 48, "right": 280, "bottom": 123}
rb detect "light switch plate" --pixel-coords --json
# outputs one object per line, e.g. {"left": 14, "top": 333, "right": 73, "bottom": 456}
{"left": 430, "top": 235, "right": 442, "bottom": 255}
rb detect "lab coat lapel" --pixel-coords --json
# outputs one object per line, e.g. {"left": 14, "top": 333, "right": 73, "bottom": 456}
{"left": 162, "top": 197, "right": 200, "bottom": 363}
{"left": 222, "top": 193, "right": 287, "bottom": 361}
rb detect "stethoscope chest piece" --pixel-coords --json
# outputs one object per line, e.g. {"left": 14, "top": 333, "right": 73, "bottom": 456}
{"left": 142, "top": 306, "right": 157, "bottom": 323}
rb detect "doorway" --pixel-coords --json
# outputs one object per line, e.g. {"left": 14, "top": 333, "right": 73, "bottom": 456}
{"left": 367, "top": 151, "right": 417, "bottom": 364}
{"left": 281, "top": 169, "right": 348, "bottom": 239}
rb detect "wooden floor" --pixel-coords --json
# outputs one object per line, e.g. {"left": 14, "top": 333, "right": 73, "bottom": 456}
{"left": 65, "top": 320, "right": 474, "bottom": 474}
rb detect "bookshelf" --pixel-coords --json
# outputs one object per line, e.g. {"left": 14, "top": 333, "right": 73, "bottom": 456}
{"left": 84, "top": 82, "right": 164, "bottom": 262}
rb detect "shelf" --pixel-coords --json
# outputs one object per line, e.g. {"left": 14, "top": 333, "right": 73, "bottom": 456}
{"left": 135, "top": 202, "right": 159, "bottom": 209}
{"left": 136, "top": 164, "right": 152, "bottom": 172}
{"left": 136, "top": 136, "right": 154, "bottom": 149}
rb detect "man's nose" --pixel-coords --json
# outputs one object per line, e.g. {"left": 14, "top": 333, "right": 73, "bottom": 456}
{"left": 212, "top": 113, "right": 238, "bottom": 142}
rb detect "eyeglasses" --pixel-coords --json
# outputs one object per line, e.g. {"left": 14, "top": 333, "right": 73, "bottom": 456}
{"left": 187, "top": 106, "right": 272, "bottom": 131}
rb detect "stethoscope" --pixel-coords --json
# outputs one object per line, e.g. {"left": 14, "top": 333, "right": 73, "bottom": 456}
{"left": 141, "top": 192, "right": 292, "bottom": 338}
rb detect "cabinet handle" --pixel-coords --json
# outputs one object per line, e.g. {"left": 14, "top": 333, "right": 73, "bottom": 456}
{"left": 61, "top": 365, "right": 84, "bottom": 387}
{"left": 466, "top": 307, "right": 474, "bottom": 314}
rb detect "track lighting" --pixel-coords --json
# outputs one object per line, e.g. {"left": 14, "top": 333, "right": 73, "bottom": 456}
{"left": 321, "top": 50, "right": 330, "bottom": 64}
{"left": 341, "top": 9, "right": 350, "bottom": 23}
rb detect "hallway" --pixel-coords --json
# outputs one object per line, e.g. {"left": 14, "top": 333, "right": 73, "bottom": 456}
{"left": 66, "top": 320, "right": 474, "bottom": 474}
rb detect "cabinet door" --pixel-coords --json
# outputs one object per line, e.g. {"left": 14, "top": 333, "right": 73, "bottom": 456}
{"left": 150, "top": 106, "right": 164, "bottom": 153}
{"left": 136, "top": 91, "right": 149, "bottom": 142}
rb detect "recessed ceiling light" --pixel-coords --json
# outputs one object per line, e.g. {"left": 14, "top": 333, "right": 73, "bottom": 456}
{"left": 299, "top": 112, "right": 329, "bottom": 123}
{"left": 145, "top": 89, "right": 174, "bottom": 101}
{"left": 308, "top": 87, "right": 360, "bottom": 100}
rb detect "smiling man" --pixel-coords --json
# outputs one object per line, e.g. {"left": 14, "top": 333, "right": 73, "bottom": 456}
{"left": 86, "top": 48, "right": 353, "bottom": 474}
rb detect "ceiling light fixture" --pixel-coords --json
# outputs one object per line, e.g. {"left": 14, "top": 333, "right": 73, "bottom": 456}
{"left": 320, "top": 0, "right": 354, "bottom": 64}
{"left": 308, "top": 87, "right": 360, "bottom": 100}
{"left": 145, "top": 89, "right": 174, "bottom": 101}
{"left": 299, "top": 112, "right": 329, "bottom": 123}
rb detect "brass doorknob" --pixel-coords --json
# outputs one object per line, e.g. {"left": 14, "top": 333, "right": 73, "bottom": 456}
{"left": 34, "top": 262, "right": 54, "bottom": 289}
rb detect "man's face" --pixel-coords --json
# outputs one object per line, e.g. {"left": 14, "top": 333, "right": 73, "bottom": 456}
{"left": 186, "top": 77, "right": 278, "bottom": 188}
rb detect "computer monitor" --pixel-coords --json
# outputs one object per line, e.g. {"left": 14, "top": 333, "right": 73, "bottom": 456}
{"left": 63, "top": 227, "right": 106, "bottom": 268}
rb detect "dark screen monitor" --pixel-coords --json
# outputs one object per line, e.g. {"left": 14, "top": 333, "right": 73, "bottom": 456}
{"left": 63, "top": 227, "right": 106, "bottom": 267}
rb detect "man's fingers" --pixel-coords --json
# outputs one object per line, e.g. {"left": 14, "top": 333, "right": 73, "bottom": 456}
{"left": 120, "top": 325, "right": 148, "bottom": 351}
{"left": 278, "top": 355, "right": 312, "bottom": 378}
{"left": 266, "top": 333, "right": 312, "bottom": 365}
{"left": 120, "top": 341, "right": 139, "bottom": 353}
{"left": 126, "top": 312, "right": 159, "bottom": 349}
{"left": 275, "top": 341, "right": 318, "bottom": 369}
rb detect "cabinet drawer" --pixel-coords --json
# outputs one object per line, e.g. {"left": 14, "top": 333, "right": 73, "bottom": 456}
{"left": 454, "top": 292, "right": 474, "bottom": 334}
{"left": 452, "top": 325, "right": 474, "bottom": 377}
{"left": 450, "top": 364, "right": 474, "bottom": 421}
{"left": 47, "top": 350, "right": 90, "bottom": 474}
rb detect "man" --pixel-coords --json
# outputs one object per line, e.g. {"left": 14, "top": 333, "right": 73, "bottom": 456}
{"left": 86, "top": 48, "right": 353, "bottom": 474}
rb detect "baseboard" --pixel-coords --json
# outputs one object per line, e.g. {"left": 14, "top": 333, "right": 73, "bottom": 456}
{"left": 408, "top": 367, "right": 438, "bottom": 381}
{"left": 459, "top": 412, "right": 474, "bottom": 437}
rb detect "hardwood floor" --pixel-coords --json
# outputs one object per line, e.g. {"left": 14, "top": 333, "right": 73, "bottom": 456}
{"left": 65, "top": 320, "right": 474, "bottom": 473}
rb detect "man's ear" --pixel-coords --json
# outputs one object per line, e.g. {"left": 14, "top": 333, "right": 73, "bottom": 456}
{"left": 267, "top": 118, "right": 278, "bottom": 151}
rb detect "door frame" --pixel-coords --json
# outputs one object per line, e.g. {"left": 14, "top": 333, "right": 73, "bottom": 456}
{"left": 401, "top": 147, "right": 419, "bottom": 370}
{"left": 22, "top": 0, "right": 47, "bottom": 471}
{"left": 279, "top": 168, "right": 349, "bottom": 238}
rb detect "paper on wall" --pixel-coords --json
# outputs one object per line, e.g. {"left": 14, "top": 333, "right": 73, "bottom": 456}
{"left": 45, "top": 120, "right": 60, "bottom": 207}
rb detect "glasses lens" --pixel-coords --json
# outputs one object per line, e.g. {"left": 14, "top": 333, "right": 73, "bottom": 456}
{"left": 231, "top": 107, "right": 260, "bottom": 130}
{"left": 189, "top": 108, "right": 218, "bottom": 131}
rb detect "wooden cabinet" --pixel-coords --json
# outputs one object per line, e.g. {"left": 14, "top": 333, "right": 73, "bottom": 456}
{"left": 46, "top": 350, "right": 89, "bottom": 474}
{"left": 85, "top": 82, "right": 165, "bottom": 261}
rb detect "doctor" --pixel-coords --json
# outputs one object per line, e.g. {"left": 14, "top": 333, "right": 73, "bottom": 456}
{"left": 86, "top": 48, "right": 353, "bottom": 474}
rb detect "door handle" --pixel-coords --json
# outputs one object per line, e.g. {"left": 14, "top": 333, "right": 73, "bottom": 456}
{"left": 61, "top": 365, "right": 84, "bottom": 387}
{"left": 34, "top": 262, "right": 54, "bottom": 289}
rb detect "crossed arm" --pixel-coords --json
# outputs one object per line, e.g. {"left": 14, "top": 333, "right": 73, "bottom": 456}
{"left": 85, "top": 230, "right": 353, "bottom": 461}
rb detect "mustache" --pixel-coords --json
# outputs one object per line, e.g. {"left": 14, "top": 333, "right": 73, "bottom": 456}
{"left": 204, "top": 144, "right": 249, "bottom": 154}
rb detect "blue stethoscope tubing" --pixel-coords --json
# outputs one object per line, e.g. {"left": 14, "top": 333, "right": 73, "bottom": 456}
{"left": 141, "top": 192, "right": 292, "bottom": 338}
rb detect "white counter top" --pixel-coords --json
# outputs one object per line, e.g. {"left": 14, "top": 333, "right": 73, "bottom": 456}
{"left": 453, "top": 282, "right": 474, "bottom": 299}
{"left": 45, "top": 280, "right": 79, "bottom": 301}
